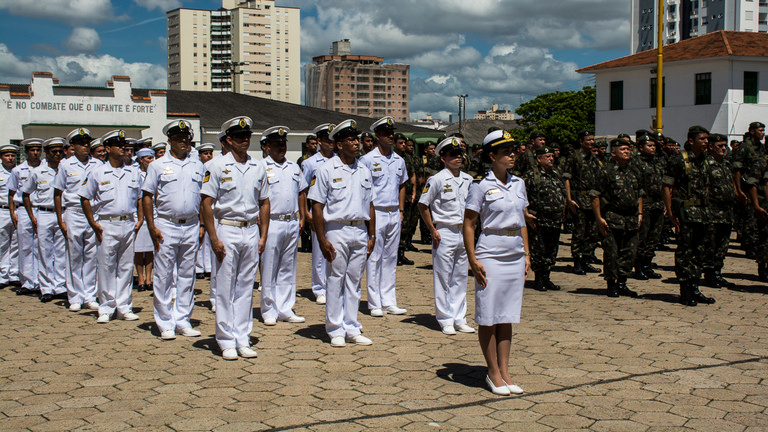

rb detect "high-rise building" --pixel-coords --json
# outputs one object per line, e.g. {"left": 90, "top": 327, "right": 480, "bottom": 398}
{"left": 474, "top": 104, "right": 515, "bottom": 121}
{"left": 167, "top": 0, "right": 300, "bottom": 104}
{"left": 304, "top": 40, "right": 410, "bottom": 122}
{"left": 631, "top": 0, "right": 768, "bottom": 54}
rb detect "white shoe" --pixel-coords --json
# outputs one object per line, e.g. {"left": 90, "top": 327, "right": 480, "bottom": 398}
{"left": 263, "top": 317, "right": 277, "bottom": 326}
{"left": 237, "top": 347, "right": 258, "bottom": 358}
{"left": 222, "top": 348, "right": 238, "bottom": 360}
{"left": 442, "top": 325, "right": 456, "bottom": 335}
{"left": 346, "top": 334, "right": 372, "bottom": 346}
{"left": 160, "top": 329, "right": 176, "bottom": 340}
{"left": 456, "top": 324, "right": 475, "bottom": 333}
{"left": 177, "top": 327, "right": 201, "bottom": 337}
{"left": 330, "top": 336, "right": 346, "bottom": 347}
{"left": 282, "top": 315, "right": 305, "bottom": 323}
{"left": 119, "top": 312, "right": 139, "bottom": 321}
{"left": 369, "top": 308, "right": 384, "bottom": 317}
{"left": 504, "top": 380, "right": 524, "bottom": 394}
{"left": 69, "top": 303, "right": 82, "bottom": 312}
{"left": 487, "top": 375, "right": 511, "bottom": 396}
{"left": 97, "top": 314, "right": 110, "bottom": 324}
{"left": 211, "top": 304, "right": 216, "bottom": 313}
{"left": 85, "top": 301, "right": 99, "bottom": 310}
{"left": 384, "top": 305, "right": 407, "bottom": 315}
{"left": 316, "top": 294, "right": 326, "bottom": 305}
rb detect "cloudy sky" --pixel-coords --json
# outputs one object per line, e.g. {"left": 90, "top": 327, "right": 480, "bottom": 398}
{"left": 0, "top": 0, "right": 630, "bottom": 121}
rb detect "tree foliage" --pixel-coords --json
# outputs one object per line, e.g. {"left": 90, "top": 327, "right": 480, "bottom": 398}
{"left": 510, "top": 86, "right": 596, "bottom": 147}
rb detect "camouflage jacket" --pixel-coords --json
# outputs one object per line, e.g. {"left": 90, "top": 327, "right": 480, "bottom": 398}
{"left": 629, "top": 153, "right": 665, "bottom": 211}
{"left": 730, "top": 137, "right": 766, "bottom": 173}
{"left": 591, "top": 161, "right": 643, "bottom": 230}
{"left": 705, "top": 155, "right": 735, "bottom": 224}
{"left": 522, "top": 166, "right": 566, "bottom": 228}
{"left": 662, "top": 150, "right": 710, "bottom": 223}
{"left": 511, "top": 149, "right": 537, "bottom": 177}
{"left": 562, "top": 148, "right": 602, "bottom": 210}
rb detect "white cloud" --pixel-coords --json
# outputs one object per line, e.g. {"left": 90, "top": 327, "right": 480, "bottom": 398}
{"left": 132, "top": 0, "right": 182, "bottom": 12}
{"left": 64, "top": 27, "right": 101, "bottom": 53}
{"left": 0, "top": 44, "right": 167, "bottom": 89}
{"left": 0, "top": 0, "right": 120, "bottom": 25}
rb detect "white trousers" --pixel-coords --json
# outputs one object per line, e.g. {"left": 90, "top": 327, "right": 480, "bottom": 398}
{"left": 366, "top": 209, "right": 400, "bottom": 310}
{"left": 214, "top": 223, "right": 260, "bottom": 350}
{"left": 432, "top": 225, "right": 469, "bottom": 327}
{"left": 37, "top": 210, "right": 67, "bottom": 295}
{"left": 310, "top": 230, "right": 326, "bottom": 297}
{"left": 260, "top": 218, "right": 299, "bottom": 321}
{"left": 325, "top": 222, "right": 367, "bottom": 339}
{"left": 64, "top": 209, "right": 98, "bottom": 304}
{"left": 97, "top": 219, "right": 135, "bottom": 316}
{"left": 153, "top": 218, "right": 199, "bottom": 332}
{"left": 16, "top": 207, "right": 39, "bottom": 290}
{"left": 0, "top": 207, "right": 18, "bottom": 284}
{"left": 195, "top": 231, "right": 212, "bottom": 273}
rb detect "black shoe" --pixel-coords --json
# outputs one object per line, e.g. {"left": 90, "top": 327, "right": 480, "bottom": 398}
{"left": 702, "top": 271, "right": 721, "bottom": 288}
{"left": 616, "top": 278, "right": 638, "bottom": 298}
{"left": 607, "top": 281, "right": 620, "bottom": 297}
{"left": 715, "top": 272, "right": 735, "bottom": 289}
{"left": 679, "top": 283, "right": 697, "bottom": 306}
{"left": 583, "top": 262, "right": 601, "bottom": 273}
{"left": 691, "top": 284, "right": 715, "bottom": 304}
{"left": 634, "top": 265, "right": 650, "bottom": 280}
{"left": 204, "top": 272, "right": 211, "bottom": 278}
{"left": 533, "top": 276, "right": 547, "bottom": 292}
{"left": 16, "top": 287, "right": 37, "bottom": 296}
{"left": 40, "top": 294, "right": 54, "bottom": 303}
{"left": 543, "top": 273, "right": 561, "bottom": 291}
{"left": 196, "top": 273, "right": 205, "bottom": 280}
{"left": 585, "top": 255, "right": 603, "bottom": 265}
{"left": 405, "top": 243, "right": 418, "bottom": 252}
{"left": 643, "top": 265, "right": 662, "bottom": 279}
{"left": 8, "top": 280, "right": 21, "bottom": 287}
{"left": 758, "top": 263, "right": 768, "bottom": 282}
{"left": 745, "top": 249, "right": 757, "bottom": 259}
{"left": 572, "top": 258, "right": 586, "bottom": 275}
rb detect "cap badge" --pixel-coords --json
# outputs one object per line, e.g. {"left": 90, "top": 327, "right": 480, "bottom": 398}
{"left": 118, "top": 130, "right": 125, "bottom": 138}
{"left": 502, "top": 130, "right": 511, "bottom": 139}
{"left": 278, "top": 128, "right": 285, "bottom": 136}
{"left": 452, "top": 138, "right": 460, "bottom": 147}
{"left": 78, "top": 128, "right": 85, "bottom": 136}
{"left": 238, "top": 118, "right": 247, "bottom": 128}
{"left": 351, "top": 120, "right": 357, "bottom": 129}
{"left": 386, "top": 118, "right": 393, "bottom": 126}
{"left": 178, "top": 120, "right": 186, "bottom": 130}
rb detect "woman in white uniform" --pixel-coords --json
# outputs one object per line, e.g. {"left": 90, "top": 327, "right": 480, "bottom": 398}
{"left": 134, "top": 148, "right": 155, "bottom": 292}
{"left": 463, "top": 129, "right": 530, "bottom": 396}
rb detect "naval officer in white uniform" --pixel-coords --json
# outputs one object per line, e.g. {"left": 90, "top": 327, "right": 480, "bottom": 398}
{"left": 80, "top": 130, "right": 143, "bottom": 323}
{"left": 259, "top": 126, "right": 307, "bottom": 326}
{"left": 0, "top": 144, "right": 19, "bottom": 289}
{"left": 359, "top": 116, "right": 408, "bottom": 317}
{"left": 309, "top": 119, "right": 376, "bottom": 347}
{"left": 142, "top": 120, "right": 205, "bottom": 340}
{"left": 201, "top": 116, "right": 270, "bottom": 360}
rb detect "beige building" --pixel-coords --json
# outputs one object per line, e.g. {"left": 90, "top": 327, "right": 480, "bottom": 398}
{"left": 474, "top": 104, "right": 514, "bottom": 120}
{"left": 167, "top": 0, "right": 300, "bottom": 104}
{"left": 304, "top": 40, "right": 410, "bottom": 122}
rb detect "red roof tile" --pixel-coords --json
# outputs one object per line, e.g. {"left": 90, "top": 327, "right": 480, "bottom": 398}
{"left": 577, "top": 31, "right": 768, "bottom": 73}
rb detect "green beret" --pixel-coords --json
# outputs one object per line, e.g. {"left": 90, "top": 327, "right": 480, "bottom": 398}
{"left": 360, "top": 131, "right": 374, "bottom": 139}
{"left": 394, "top": 133, "right": 406, "bottom": 141}
{"left": 750, "top": 121, "right": 765, "bottom": 129}
{"left": 596, "top": 141, "right": 607, "bottom": 149}
{"left": 665, "top": 137, "right": 679, "bottom": 145}
{"left": 548, "top": 142, "right": 560, "bottom": 149}
{"left": 529, "top": 130, "right": 546, "bottom": 140}
{"left": 708, "top": 133, "right": 727, "bottom": 142}
{"left": 535, "top": 146, "right": 554, "bottom": 156}
{"left": 617, "top": 133, "right": 631, "bottom": 140}
{"left": 637, "top": 134, "right": 652, "bottom": 143}
{"left": 688, "top": 125, "right": 709, "bottom": 134}
{"left": 635, "top": 129, "right": 651, "bottom": 139}
{"left": 577, "top": 129, "right": 594, "bottom": 139}
{"left": 610, "top": 138, "right": 629, "bottom": 148}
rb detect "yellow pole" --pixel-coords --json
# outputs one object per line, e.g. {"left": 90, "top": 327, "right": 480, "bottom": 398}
{"left": 656, "top": 0, "right": 664, "bottom": 134}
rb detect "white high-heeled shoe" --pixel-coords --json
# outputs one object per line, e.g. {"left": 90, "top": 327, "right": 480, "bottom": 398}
{"left": 503, "top": 379, "right": 524, "bottom": 394}
{"left": 486, "top": 375, "right": 511, "bottom": 396}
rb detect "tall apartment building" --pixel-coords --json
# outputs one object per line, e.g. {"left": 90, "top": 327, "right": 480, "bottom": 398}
{"left": 304, "top": 40, "right": 410, "bottom": 122}
{"left": 631, "top": 0, "right": 768, "bottom": 54}
{"left": 474, "top": 104, "right": 515, "bottom": 120}
{"left": 167, "top": 0, "right": 300, "bottom": 104}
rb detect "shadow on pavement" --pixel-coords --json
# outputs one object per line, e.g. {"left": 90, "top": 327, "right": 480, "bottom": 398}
{"left": 400, "top": 313, "right": 441, "bottom": 332}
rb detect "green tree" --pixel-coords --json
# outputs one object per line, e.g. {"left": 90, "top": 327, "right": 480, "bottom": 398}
{"left": 511, "top": 87, "right": 595, "bottom": 147}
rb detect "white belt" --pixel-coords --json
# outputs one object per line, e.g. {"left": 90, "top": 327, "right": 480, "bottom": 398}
{"left": 101, "top": 215, "right": 134, "bottom": 222}
{"left": 270, "top": 212, "right": 299, "bottom": 221}
{"left": 158, "top": 214, "right": 198, "bottom": 224}
{"left": 219, "top": 218, "right": 258, "bottom": 228}
{"left": 482, "top": 228, "right": 521, "bottom": 236}
{"left": 332, "top": 220, "right": 364, "bottom": 226}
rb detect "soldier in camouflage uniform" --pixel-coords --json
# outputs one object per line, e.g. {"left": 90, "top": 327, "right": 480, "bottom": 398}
{"left": 419, "top": 141, "right": 439, "bottom": 244}
{"left": 297, "top": 134, "right": 317, "bottom": 252}
{"left": 563, "top": 130, "right": 603, "bottom": 275}
{"left": 402, "top": 138, "right": 422, "bottom": 252}
{"left": 630, "top": 135, "right": 664, "bottom": 280}
{"left": 730, "top": 122, "right": 765, "bottom": 259}
{"left": 591, "top": 139, "right": 643, "bottom": 298}
{"left": 359, "top": 131, "right": 375, "bottom": 156}
{"left": 393, "top": 133, "right": 416, "bottom": 266}
{"left": 702, "top": 133, "right": 737, "bottom": 289}
{"left": 511, "top": 130, "right": 546, "bottom": 177}
{"left": 522, "top": 146, "right": 566, "bottom": 291}
{"left": 747, "top": 149, "right": 768, "bottom": 282}
{"left": 662, "top": 125, "right": 716, "bottom": 306}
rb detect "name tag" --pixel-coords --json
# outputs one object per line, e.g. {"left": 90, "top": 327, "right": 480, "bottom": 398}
{"left": 443, "top": 187, "right": 452, "bottom": 193}
{"left": 333, "top": 178, "right": 343, "bottom": 183}
{"left": 222, "top": 177, "right": 232, "bottom": 182}
{"left": 487, "top": 188, "right": 500, "bottom": 195}
{"left": 68, "top": 172, "right": 79, "bottom": 177}
{"left": 267, "top": 173, "right": 275, "bottom": 178}
{"left": 39, "top": 180, "right": 47, "bottom": 184}
{"left": 373, "top": 168, "right": 382, "bottom": 172}
{"left": 163, "top": 167, "right": 174, "bottom": 175}
{"left": 101, "top": 181, "right": 111, "bottom": 186}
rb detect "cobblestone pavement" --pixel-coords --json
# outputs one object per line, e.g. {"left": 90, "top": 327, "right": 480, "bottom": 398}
{"left": 1, "top": 234, "right": 767, "bottom": 431}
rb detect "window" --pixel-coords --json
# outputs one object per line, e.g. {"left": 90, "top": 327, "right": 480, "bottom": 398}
{"left": 745, "top": 71, "right": 758, "bottom": 104}
{"left": 695, "top": 73, "right": 711, "bottom": 105}
{"left": 650, "top": 77, "right": 665, "bottom": 108}
{"left": 610, "top": 81, "right": 623, "bottom": 110}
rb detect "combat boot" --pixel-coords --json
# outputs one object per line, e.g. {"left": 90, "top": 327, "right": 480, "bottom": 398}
{"left": 702, "top": 270, "right": 722, "bottom": 288}
{"left": 399, "top": 249, "right": 414, "bottom": 266}
{"left": 679, "top": 282, "right": 697, "bottom": 306}
{"left": 642, "top": 258, "right": 662, "bottom": 278}
{"left": 572, "top": 257, "right": 586, "bottom": 275}
{"left": 543, "top": 271, "right": 560, "bottom": 291}
{"left": 690, "top": 282, "right": 715, "bottom": 304}
{"left": 405, "top": 242, "right": 419, "bottom": 252}
{"left": 582, "top": 260, "right": 601, "bottom": 273}
{"left": 533, "top": 274, "right": 547, "bottom": 292}
{"left": 758, "top": 263, "right": 768, "bottom": 283}
{"left": 606, "top": 280, "right": 620, "bottom": 297}
{"left": 634, "top": 261, "right": 649, "bottom": 280}
{"left": 585, "top": 255, "right": 603, "bottom": 265}
{"left": 616, "top": 276, "right": 638, "bottom": 298}
{"left": 714, "top": 270, "right": 735, "bottom": 289}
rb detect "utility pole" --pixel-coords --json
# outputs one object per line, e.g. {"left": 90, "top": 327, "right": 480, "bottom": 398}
{"left": 222, "top": 61, "right": 247, "bottom": 93}
{"left": 655, "top": 0, "right": 664, "bottom": 134}
{"left": 457, "top": 94, "right": 468, "bottom": 134}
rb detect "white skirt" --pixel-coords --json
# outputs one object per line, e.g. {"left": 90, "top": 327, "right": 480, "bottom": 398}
{"left": 473, "top": 232, "right": 525, "bottom": 326}
{"left": 134, "top": 223, "right": 154, "bottom": 253}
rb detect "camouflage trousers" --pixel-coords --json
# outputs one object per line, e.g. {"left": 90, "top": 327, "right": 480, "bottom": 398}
{"left": 675, "top": 222, "right": 708, "bottom": 283}
{"left": 703, "top": 223, "right": 732, "bottom": 271}
{"left": 757, "top": 216, "right": 768, "bottom": 265}
{"left": 601, "top": 226, "right": 638, "bottom": 281}
{"left": 636, "top": 207, "right": 664, "bottom": 261}
{"left": 529, "top": 225, "right": 561, "bottom": 274}
{"left": 736, "top": 199, "right": 758, "bottom": 250}
{"left": 570, "top": 208, "right": 600, "bottom": 259}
